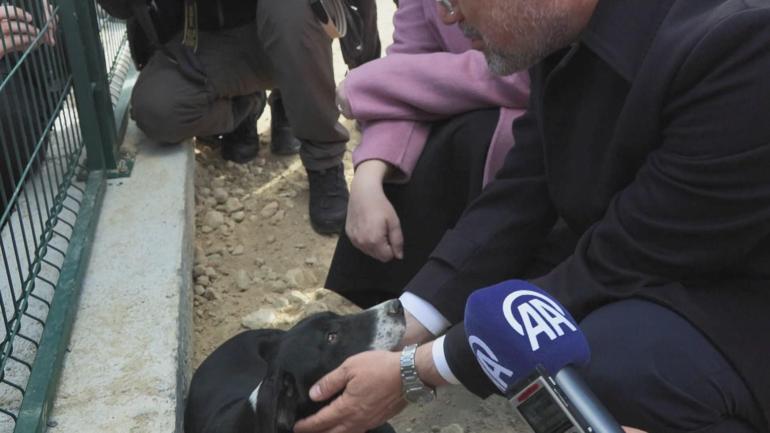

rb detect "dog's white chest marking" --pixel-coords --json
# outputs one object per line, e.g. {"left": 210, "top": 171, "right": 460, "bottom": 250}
{"left": 249, "top": 381, "right": 262, "bottom": 412}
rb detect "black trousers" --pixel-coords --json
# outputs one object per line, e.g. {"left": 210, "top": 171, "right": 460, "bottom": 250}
{"left": 325, "top": 109, "right": 499, "bottom": 307}
{"left": 580, "top": 299, "right": 765, "bottom": 433}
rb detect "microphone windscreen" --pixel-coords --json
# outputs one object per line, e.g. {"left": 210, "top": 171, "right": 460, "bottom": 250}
{"left": 464, "top": 279, "right": 590, "bottom": 393}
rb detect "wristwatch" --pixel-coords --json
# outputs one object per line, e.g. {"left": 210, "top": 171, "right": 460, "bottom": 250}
{"left": 400, "top": 344, "right": 436, "bottom": 404}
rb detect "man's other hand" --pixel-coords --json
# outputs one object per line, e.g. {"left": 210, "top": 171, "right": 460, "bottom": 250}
{"left": 0, "top": 5, "right": 41, "bottom": 59}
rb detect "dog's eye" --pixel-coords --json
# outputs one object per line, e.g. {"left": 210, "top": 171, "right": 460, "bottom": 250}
{"left": 326, "top": 332, "right": 338, "bottom": 344}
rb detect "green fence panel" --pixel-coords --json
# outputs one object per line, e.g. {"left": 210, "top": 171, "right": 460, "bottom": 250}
{"left": 0, "top": 0, "right": 132, "bottom": 432}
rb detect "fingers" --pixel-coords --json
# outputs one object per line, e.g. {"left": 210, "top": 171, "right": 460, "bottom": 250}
{"left": 0, "top": 6, "right": 34, "bottom": 24}
{"left": 386, "top": 214, "right": 404, "bottom": 260}
{"left": 0, "top": 34, "right": 34, "bottom": 58}
{"left": 294, "top": 395, "right": 355, "bottom": 433}
{"left": 309, "top": 365, "right": 350, "bottom": 402}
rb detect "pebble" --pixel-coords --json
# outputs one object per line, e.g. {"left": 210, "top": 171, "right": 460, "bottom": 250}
{"left": 255, "top": 158, "right": 266, "bottom": 167}
{"left": 200, "top": 187, "right": 212, "bottom": 197}
{"left": 203, "top": 288, "right": 219, "bottom": 301}
{"left": 225, "top": 197, "right": 244, "bottom": 213}
{"left": 269, "top": 210, "right": 286, "bottom": 225}
{"left": 193, "top": 265, "right": 206, "bottom": 278}
{"left": 204, "top": 210, "right": 225, "bottom": 229}
{"left": 266, "top": 235, "right": 277, "bottom": 244}
{"left": 213, "top": 188, "right": 229, "bottom": 204}
{"left": 231, "top": 245, "right": 245, "bottom": 255}
{"left": 194, "top": 245, "right": 205, "bottom": 263}
{"left": 270, "top": 280, "right": 288, "bottom": 292}
{"left": 261, "top": 201, "right": 279, "bottom": 218}
{"left": 249, "top": 215, "right": 259, "bottom": 222}
{"left": 232, "top": 211, "right": 246, "bottom": 222}
{"left": 431, "top": 426, "right": 441, "bottom": 433}
{"left": 255, "top": 258, "right": 266, "bottom": 267}
{"left": 241, "top": 308, "right": 277, "bottom": 329}
{"left": 194, "top": 285, "right": 206, "bottom": 296}
{"left": 270, "top": 296, "right": 290, "bottom": 309}
{"left": 440, "top": 425, "right": 464, "bottom": 433}
{"left": 304, "top": 257, "right": 318, "bottom": 266}
{"left": 236, "top": 269, "right": 251, "bottom": 291}
{"left": 212, "top": 177, "right": 226, "bottom": 188}
{"left": 287, "top": 289, "right": 312, "bottom": 304}
{"left": 203, "top": 197, "right": 217, "bottom": 207}
{"left": 233, "top": 187, "right": 245, "bottom": 196}
{"left": 204, "top": 266, "right": 217, "bottom": 277}
{"left": 196, "top": 275, "right": 211, "bottom": 287}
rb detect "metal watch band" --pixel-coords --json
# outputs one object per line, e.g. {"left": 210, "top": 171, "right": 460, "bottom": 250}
{"left": 400, "top": 344, "right": 435, "bottom": 404}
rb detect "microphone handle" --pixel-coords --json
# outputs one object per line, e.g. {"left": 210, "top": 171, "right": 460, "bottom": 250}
{"left": 554, "top": 366, "right": 625, "bottom": 433}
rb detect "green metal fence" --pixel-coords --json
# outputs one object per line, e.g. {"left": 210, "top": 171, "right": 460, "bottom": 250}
{"left": 0, "top": 1, "right": 132, "bottom": 432}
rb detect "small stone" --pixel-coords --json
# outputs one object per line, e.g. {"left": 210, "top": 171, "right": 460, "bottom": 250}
{"left": 212, "top": 177, "right": 226, "bottom": 188}
{"left": 204, "top": 197, "right": 217, "bottom": 207}
{"left": 194, "top": 285, "right": 206, "bottom": 296}
{"left": 231, "top": 245, "right": 245, "bottom": 256}
{"left": 294, "top": 243, "right": 306, "bottom": 249}
{"left": 201, "top": 225, "right": 213, "bottom": 234}
{"left": 205, "top": 266, "right": 217, "bottom": 277}
{"left": 232, "top": 211, "right": 245, "bottom": 222}
{"left": 270, "top": 296, "right": 291, "bottom": 309}
{"left": 200, "top": 187, "right": 212, "bottom": 197}
{"left": 255, "top": 258, "right": 266, "bottom": 267}
{"left": 249, "top": 215, "right": 259, "bottom": 222}
{"left": 440, "top": 425, "right": 464, "bottom": 433}
{"left": 304, "top": 257, "right": 318, "bottom": 266}
{"left": 269, "top": 210, "right": 286, "bottom": 225}
{"left": 255, "top": 157, "right": 266, "bottom": 167}
{"left": 233, "top": 187, "right": 245, "bottom": 196}
{"left": 261, "top": 201, "right": 279, "bottom": 218}
{"left": 225, "top": 197, "right": 244, "bottom": 213}
{"left": 195, "top": 245, "right": 205, "bottom": 262}
{"left": 213, "top": 187, "right": 229, "bottom": 204}
{"left": 431, "top": 426, "right": 441, "bottom": 433}
{"left": 270, "top": 280, "right": 288, "bottom": 292}
{"left": 241, "top": 308, "right": 278, "bottom": 329}
{"left": 193, "top": 265, "right": 206, "bottom": 278}
{"left": 287, "top": 289, "right": 311, "bottom": 305}
{"left": 226, "top": 161, "right": 236, "bottom": 169}
{"left": 203, "top": 288, "right": 219, "bottom": 301}
{"left": 196, "top": 275, "right": 211, "bottom": 287}
{"left": 236, "top": 270, "right": 251, "bottom": 291}
{"left": 266, "top": 235, "right": 277, "bottom": 244}
{"left": 205, "top": 210, "right": 225, "bottom": 229}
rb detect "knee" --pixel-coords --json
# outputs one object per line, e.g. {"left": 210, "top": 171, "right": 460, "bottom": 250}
{"left": 131, "top": 85, "right": 192, "bottom": 143}
{"left": 578, "top": 300, "right": 760, "bottom": 433}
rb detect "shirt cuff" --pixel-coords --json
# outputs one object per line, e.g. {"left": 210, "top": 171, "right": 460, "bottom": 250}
{"left": 431, "top": 335, "right": 460, "bottom": 385}
{"left": 399, "top": 292, "right": 451, "bottom": 336}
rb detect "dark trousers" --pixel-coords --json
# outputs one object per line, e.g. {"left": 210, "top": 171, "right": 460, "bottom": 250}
{"left": 580, "top": 299, "right": 765, "bottom": 433}
{"left": 325, "top": 109, "right": 499, "bottom": 306}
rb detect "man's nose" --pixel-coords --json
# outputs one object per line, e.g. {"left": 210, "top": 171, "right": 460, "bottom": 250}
{"left": 436, "top": 0, "right": 463, "bottom": 24}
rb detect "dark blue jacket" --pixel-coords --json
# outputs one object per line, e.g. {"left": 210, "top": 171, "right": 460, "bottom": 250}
{"left": 406, "top": 0, "right": 770, "bottom": 427}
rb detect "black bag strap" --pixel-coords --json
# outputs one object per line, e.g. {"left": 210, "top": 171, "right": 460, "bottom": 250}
{"left": 130, "top": 0, "right": 207, "bottom": 85}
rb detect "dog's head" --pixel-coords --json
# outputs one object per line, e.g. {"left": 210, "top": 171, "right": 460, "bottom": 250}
{"left": 252, "top": 299, "right": 405, "bottom": 433}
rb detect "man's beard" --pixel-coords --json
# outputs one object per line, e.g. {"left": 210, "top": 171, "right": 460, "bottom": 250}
{"left": 460, "top": 3, "right": 571, "bottom": 76}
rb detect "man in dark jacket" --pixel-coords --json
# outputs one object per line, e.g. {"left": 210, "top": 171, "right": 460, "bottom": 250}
{"left": 99, "top": 0, "right": 368, "bottom": 234}
{"left": 292, "top": 0, "right": 770, "bottom": 432}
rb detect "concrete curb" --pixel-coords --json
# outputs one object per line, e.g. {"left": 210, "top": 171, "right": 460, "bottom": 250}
{"left": 48, "top": 122, "right": 194, "bottom": 433}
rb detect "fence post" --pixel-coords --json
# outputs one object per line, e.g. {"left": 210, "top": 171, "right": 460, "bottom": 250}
{"left": 57, "top": 0, "right": 118, "bottom": 170}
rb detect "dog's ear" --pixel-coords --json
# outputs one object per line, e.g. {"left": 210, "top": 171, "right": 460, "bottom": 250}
{"left": 255, "top": 370, "right": 299, "bottom": 433}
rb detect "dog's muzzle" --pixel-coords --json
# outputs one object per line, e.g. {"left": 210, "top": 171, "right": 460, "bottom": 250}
{"left": 367, "top": 299, "right": 406, "bottom": 351}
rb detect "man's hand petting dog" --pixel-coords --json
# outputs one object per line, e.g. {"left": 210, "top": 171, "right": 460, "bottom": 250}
{"left": 294, "top": 351, "right": 406, "bottom": 433}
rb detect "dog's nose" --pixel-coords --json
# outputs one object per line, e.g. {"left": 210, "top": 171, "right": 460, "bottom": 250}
{"left": 386, "top": 299, "right": 403, "bottom": 317}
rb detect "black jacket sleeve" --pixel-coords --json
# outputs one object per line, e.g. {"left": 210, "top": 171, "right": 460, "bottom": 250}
{"left": 405, "top": 95, "right": 558, "bottom": 323}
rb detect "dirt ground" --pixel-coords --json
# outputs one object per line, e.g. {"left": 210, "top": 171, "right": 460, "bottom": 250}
{"left": 191, "top": 2, "right": 531, "bottom": 431}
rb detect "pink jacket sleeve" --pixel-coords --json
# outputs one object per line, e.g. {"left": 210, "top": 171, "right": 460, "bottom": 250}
{"left": 350, "top": 50, "right": 529, "bottom": 181}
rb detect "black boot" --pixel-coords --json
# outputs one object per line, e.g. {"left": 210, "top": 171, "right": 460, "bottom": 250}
{"left": 269, "top": 90, "right": 302, "bottom": 156}
{"left": 306, "top": 163, "right": 349, "bottom": 235}
{"left": 221, "top": 92, "right": 267, "bottom": 164}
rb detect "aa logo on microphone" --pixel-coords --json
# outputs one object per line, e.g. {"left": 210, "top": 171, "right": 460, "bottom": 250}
{"left": 468, "top": 335, "right": 512, "bottom": 392}
{"left": 502, "top": 290, "right": 577, "bottom": 352}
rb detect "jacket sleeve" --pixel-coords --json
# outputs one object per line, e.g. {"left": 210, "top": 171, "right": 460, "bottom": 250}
{"left": 345, "top": 51, "right": 529, "bottom": 122}
{"left": 405, "top": 94, "right": 557, "bottom": 322}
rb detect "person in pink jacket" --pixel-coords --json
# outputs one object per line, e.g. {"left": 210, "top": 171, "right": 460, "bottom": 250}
{"left": 325, "top": 0, "right": 530, "bottom": 307}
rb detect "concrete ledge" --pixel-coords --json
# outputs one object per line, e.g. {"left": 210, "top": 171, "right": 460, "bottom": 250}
{"left": 48, "top": 122, "right": 194, "bottom": 433}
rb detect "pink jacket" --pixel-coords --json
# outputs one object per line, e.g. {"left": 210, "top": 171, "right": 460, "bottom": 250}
{"left": 345, "top": 0, "right": 530, "bottom": 185}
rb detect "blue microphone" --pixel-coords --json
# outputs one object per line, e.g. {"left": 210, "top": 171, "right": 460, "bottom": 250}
{"left": 464, "top": 280, "right": 624, "bottom": 433}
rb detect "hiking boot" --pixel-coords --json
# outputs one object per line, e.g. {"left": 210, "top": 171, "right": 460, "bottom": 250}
{"left": 269, "top": 90, "right": 302, "bottom": 156}
{"left": 221, "top": 92, "right": 267, "bottom": 164}
{"left": 306, "top": 163, "right": 349, "bottom": 235}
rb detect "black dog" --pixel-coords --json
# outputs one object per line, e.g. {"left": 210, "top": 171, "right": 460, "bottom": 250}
{"left": 185, "top": 299, "right": 406, "bottom": 433}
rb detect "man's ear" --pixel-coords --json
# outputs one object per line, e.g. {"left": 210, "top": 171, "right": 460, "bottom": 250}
{"left": 255, "top": 370, "right": 299, "bottom": 433}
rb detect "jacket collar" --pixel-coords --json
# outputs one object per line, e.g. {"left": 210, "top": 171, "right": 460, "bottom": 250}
{"left": 579, "top": 0, "right": 675, "bottom": 81}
